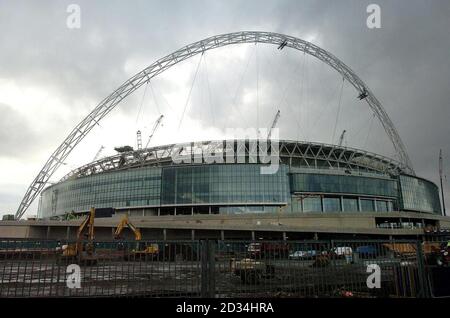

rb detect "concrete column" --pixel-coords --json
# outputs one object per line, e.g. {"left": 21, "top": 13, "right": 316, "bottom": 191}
{"left": 313, "top": 232, "right": 318, "bottom": 240}
{"left": 209, "top": 206, "right": 212, "bottom": 214}
{"left": 191, "top": 207, "right": 194, "bottom": 215}
{"left": 142, "top": 209, "right": 145, "bottom": 217}
{"left": 174, "top": 207, "right": 177, "bottom": 216}
{"left": 158, "top": 208, "right": 160, "bottom": 216}
{"left": 282, "top": 231, "right": 287, "bottom": 241}
{"left": 191, "top": 229, "right": 195, "bottom": 241}
{"left": 163, "top": 228, "right": 167, "bottom": 241}
{"left": 251, "top": 231, "right": 255, "bottom": 241}
{"left": 46, "top": 226, "right": 51, "bottom": 239}
{"left": 220, "top": 230, "right": 225, "bottom": 241}
{"left": 66, "top": 226, "right": 70, "bottom": 240}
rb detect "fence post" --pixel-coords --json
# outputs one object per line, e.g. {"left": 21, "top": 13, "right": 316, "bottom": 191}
{"left": 200, "top": 240, "right": 217, "bottom": 298}
{"left": 201, "top": 240, "right": 208, "bottom": 297}
{"left": 208, "top": 240, "right": 216, "bottom": 298}
{"left": 415, "top": 240, "right": 429, "bottom": 298}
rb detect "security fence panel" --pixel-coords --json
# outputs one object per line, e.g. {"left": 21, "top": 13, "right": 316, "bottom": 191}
{"left": 1, "top": 238, "right": 448, "bottom": 298}
{"left": 423, "top": 239, "right": 450, "bottom": 298}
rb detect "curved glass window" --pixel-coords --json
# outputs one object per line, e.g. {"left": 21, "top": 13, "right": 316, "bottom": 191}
{"left": 323, "top": 197, "right": 341, "bottom": 212}
{"left": 342, "top": 198, "right": 358, "bottom": 212}
{"left": 303, "top": 197, "right": 322, "bottom": 212}
{"left": 290, "top": 173, "right": 397, "bottom": 197}
{"left": 399, "top": 175, "right": 441, "bottom": 214}
{"left": 161, "top": 164, "right": 289, "bottom": 205}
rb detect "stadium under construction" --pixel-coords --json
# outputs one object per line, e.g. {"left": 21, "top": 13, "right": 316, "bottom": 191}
{"left": 1, "top": 31, "right": 449, "bottom": 241}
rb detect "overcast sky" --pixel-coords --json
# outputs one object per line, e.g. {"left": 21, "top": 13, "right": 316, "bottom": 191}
{"left": 0, "top": 0, "right": 449, "bottom": 217}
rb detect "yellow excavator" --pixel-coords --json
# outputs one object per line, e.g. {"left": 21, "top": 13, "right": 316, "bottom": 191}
{"left": 114, "top": 214, "right": 159, "bottom": 260}
{"left": 59, "top": 207, "right": 98, "bottom": 265}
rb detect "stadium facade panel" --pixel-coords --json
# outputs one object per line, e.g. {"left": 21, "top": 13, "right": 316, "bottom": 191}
{"left": 37, "top": 140, "right": 442, "bottom": 218}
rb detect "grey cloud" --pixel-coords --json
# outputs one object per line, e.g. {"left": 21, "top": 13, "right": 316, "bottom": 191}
{"left": 0, "top": 0, "right": 450, "bottom": 214}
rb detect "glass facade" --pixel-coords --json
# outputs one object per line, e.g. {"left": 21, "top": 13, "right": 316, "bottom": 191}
{"left": 302, "top": 197, "right": 322, "bottom": 212}
{"left": 342, "top": 198, "right": 359, "bottom": 212}
{"left": 323, "top": 197, "right": 341, "bottom": 212}
{"left": 290, "top": 173, "right": 397, "bottom": 197}
{"left": 399, "top": 175, "right": 442, "bottom": 214}
{"left": 37, "top": 161, "right": 442, "bottom": 218}
{"left": 289, "top": 195, "right": 395, "bottom": 213}
{"left": 38, "top": 164, "right": 289, "bottom": 218}
{"left": 360, "top": 199, "right": 375, "bottom": 212}
{"left": 38, "top": 167, "right": 161, "bottom": 217}
{"left": 161, "top": 164, "right": 289, "bottom": 205}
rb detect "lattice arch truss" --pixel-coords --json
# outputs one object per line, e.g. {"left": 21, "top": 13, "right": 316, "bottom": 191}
{"left": 15, "top": 31, "right": 414, "bottom": 219}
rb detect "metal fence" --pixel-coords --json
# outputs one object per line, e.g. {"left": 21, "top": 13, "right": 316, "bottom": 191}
{"left": 0, "top": 239, "right": 449, "bottom": 298}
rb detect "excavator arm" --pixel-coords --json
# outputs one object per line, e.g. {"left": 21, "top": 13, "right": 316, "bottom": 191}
{"left": 114, "top": 215, "right": 142, "bottom": 241}
{"left": 77, "top": 207, "right": 96, "bottom": 240}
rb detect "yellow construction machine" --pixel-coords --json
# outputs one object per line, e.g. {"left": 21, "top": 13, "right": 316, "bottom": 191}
{"left": 114, "top": 214, "right": 159, "bottom": 260}
{"left": 59, "top": 207, "right": 98, "bottom": 265}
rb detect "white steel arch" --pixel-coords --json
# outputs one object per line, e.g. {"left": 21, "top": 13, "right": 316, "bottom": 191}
{"left": 15, "top": 31, "right": 414, "bottom": 219}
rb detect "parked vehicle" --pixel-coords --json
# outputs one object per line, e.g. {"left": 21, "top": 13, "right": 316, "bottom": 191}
{"left": 356, "top": 245, "right": 378, "bottom": 258}
{"left": 248, "top": 242, "right": 289, "bottom": 259}
{"left": 230, "top": 258, "right": 275, "bottom": 284}
{"left": 332, "top": 247, "right": 353, "bottom": 258}
{"left": 289, "top": 250, "right": 317, "bottom": 259}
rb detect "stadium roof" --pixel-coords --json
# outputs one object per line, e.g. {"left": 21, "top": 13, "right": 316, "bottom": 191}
{"left": 59, "top": 140, "right": 406, "bottom": 182}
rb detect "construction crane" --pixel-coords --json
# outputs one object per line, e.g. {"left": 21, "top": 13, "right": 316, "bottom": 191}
{"left": 338, "top": 130, "right": 347, "bottom": 147}
{"left": 439, "top": 149, "right": 446, "bottom": 215}
{"left": 93, "top": 145, "right": 105, "bottom": 161}
{"left": 136, "top": 130, "right": 142, "bottom": 150}
{"left": 267, "top": 110, "right": 281, "bottom": 140}
{"left": 145, "top": 115, "right": 164, "bottom": 149}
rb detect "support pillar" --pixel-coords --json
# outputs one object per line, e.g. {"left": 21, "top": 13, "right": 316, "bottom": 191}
{"left": 283, "top": 231, "right": 287, "bottom": 241}
{"left": 66, "top": 226, "right": 70, "bottom": 240}
{"left": 46, "top": 226, "right": 51, "bottom": 239}
{"left": 163, "top": 228, "right": 167, "bottom": 241}
{"left": 220, "top": 230, "right": 225, "bottom": 241}
{"left": 251, "top": 231, "right": 255, "bottom": 241}
{"left": 191, "top": 229, "right": 195, "bottom": 241}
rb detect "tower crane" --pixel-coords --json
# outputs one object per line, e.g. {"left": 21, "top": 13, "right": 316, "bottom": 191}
{"left": 136, "top": 130, "right": 142, "bottom": 150}
{"left": 93, "top": 145, "right": 105, "bottom": 161}
{"left": 145, "top": 115, "right": 164, "bottom": 148}
{"left": 439, "top": 149, "right": 446, "bottom": 215}
{"left": 267, "top": 110, "right": 281, "bottom": 140}
{"left": 338, "top": 130, "right": 347, "bottom": 147}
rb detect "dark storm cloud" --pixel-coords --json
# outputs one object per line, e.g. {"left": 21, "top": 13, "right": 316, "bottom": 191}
{"left": 1, "top": 0, "right": 450, "bottom": 214}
